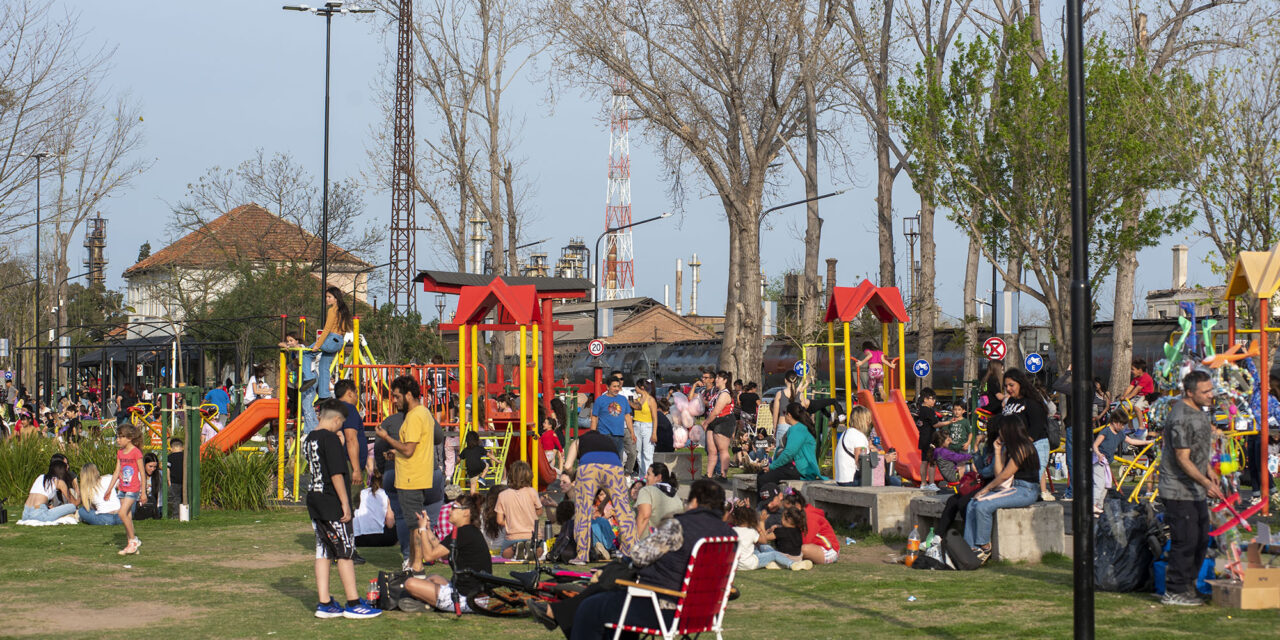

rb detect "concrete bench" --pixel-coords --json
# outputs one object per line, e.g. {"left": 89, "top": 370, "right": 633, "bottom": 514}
{"left": 652, "top": 451, "right": 702, "bottom": 483}
{"left": 805, "top": 484, "right": 923, "bottom": 536}
{"left": 732, "top": 473, "right": 817, "bottom": 505}
{"left": 908, "top": 495, "right": 1064, "bottom": 563}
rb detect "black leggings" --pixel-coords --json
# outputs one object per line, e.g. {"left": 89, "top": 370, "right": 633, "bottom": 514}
{"left": 356, "top": 526, "right": 399, "bottom": 548}
{"left": 756, "top": 462, "right": 802, "bottom": 489}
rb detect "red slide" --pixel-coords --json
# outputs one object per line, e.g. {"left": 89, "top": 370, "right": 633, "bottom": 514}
{"left": 857, "top": 389, "right": 922, "bottom": 483}
{"left": 202, "top": 399, "right": 281, "bottom": 454}
{"left": 501, "top": 430, "right": 559, "bottom": 486}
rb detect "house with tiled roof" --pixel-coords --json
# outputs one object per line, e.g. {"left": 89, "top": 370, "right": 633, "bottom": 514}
{"left": 122, "top": 203, "right": 372, "bottom": 335}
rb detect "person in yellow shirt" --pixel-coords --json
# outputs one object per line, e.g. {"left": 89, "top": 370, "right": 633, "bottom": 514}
{"left": 375, "top": 375, "right": 437, "bottom": 569}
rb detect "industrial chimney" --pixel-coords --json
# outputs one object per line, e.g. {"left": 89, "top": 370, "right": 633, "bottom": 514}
{"left": 689, "top": 253, "right": 701, "bottom": 316}
{"left": 675, "top": 259, "right": 683, "bottom": 315}
{"left": 1172, "top": 244, "right": 1188, "bottom": 290}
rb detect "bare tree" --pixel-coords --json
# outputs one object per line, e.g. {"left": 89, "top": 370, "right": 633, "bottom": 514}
{"left": 545, "top": 0, "right": 839, "bottom": 377}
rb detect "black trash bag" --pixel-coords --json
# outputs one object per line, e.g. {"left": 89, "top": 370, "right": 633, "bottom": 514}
{"left": 1094, "top": 498, "right": 1155, "bottom": 592}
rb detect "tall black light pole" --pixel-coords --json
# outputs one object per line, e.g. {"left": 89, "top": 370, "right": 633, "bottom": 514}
{"left": 31, "top": 152, "right": 50, "bottom": 405}
{"left": 1066, "top": 0, "right": 1094, "bottom": 637}
{"left": 283, "top": 2, "right": 372, "bottom": 322}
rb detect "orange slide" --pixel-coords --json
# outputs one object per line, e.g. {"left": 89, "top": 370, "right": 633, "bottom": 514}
{"left": 857, "top": 388, "right": 922, "bottom": 484}
{"left": 202, "top": 399, "right": 281, "bottom": 454}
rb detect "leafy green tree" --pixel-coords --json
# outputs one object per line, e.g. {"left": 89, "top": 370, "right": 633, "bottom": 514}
{"left": 62, "top": 283, "right": 126, "bottom": 344}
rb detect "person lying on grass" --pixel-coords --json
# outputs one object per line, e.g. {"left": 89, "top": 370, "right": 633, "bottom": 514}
{"left": 399, "top": 493, "right": 492, "bottom": 613}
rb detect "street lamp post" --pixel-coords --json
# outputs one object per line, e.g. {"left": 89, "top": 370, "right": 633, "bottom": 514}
{"left": 761, "top": 188, "right": 847, "bottom": 216}
{"left": 30, "top": 152, "right": 50, "bottom": 405}
{"left": 589, "top": 212, "right": 672, "bottom": 391}
{"left": 283, "top": 1, "right": 372, "bottom": 321}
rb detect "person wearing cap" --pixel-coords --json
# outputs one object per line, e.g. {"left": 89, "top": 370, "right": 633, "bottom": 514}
{"left": 757, "top": 482, "right": 784, "bottom": 529}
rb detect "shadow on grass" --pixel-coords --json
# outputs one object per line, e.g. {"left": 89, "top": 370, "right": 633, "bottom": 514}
{"left": 749, "top": 574, "right": 961, "bottom": 640}
{"left": 271, "top": 575, "right": 314, "bottom": 609}
{"left": 295, "top": 532, "right": 315, "bottom": 551}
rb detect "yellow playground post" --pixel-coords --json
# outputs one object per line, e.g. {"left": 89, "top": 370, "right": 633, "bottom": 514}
{"left": 459, "top": 323, "right": 469, "bottom": 440}
{"left": 519, "top": 323, "right": 529, "bottom": 464}
{"left": 277, "top": 348, "right": 287, "bottom": 500}
{"left": 471, "top": 325, "right": 480, "bottom": 433}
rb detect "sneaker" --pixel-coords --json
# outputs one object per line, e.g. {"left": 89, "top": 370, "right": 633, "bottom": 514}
{"left": 569, "top": 558, "right": 589, "bottom": 566}
{"left": 511, "top": 541, "right": 529, "bottom": 562}
{"left": 764, "top": 561, "right": 783, "bottom": 570}
{"left": 1160, "top": 591, "right": 1203, "bottom": 607}
{"left": 1040, "top": 491, "right": 1056, "bottom": 502}
{"left": 315, "top": 600, "right": 344, "bottom": 619}
{"left": 592, "top": 542, "right": 611, "bottom": 562}
{"left": 790, "top": 559, "right": 814, "bottom": 571}
{"left": 396, "top": 596, "right": 426, "bottom": 614}
{"left": 131, "top": 537, "right": 142, "bottom": 549}
{"left": 529, "top": 599, "right": 558, "bottom": 631}
{"left": 921, "top": 483, "right": 938, "bottom": 492}
{"left": 118, "top": 539, "right": 140, "bottom": 556}
{"left": 974, "top": 546, "right": 992, "bottom": 566}
{"left": 402, "top": 557, "right": 415, "bottom": 572}
{"left": 343, "top": 599, "right": 383, "bottom": 619}
{"left": 352, "top": 551, "right": 367, "bottom": 566}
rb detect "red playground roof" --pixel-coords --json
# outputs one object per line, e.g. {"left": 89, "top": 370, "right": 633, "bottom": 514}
{"left": 443, "top": 277, "right": 542, "bottom": 329}
{"left": 823, "top": 279, "right": 911, "bottom": 324}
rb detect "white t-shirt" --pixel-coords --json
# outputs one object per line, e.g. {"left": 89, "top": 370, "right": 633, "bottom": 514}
{"left": 244, "top": 377, "right": 258, "bottom": 404}
{"left": 29, "top": 475, "right": 57, "bottom": 501}
{"left": 353, "top": 488, "right": 390, "bottom": 537}
{"left": 90, "top": 476, "right": 122, "bottom": 514}
{"left": 834, "top": 428, "right": 871, "bottom": 484}
{"left": 732, "top": 526, "right": 760, "bottom": 570}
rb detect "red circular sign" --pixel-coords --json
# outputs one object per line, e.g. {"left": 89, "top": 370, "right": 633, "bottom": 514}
{"left": 588, "top": 339, "right": 605, "bottom": 357}
{"left": 982, "top": 337, "right": 1007, "bottom": 361}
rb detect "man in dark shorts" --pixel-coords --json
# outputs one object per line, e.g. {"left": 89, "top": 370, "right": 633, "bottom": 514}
{"left": 305, "top": 399, "right": 381, "bottom": 620}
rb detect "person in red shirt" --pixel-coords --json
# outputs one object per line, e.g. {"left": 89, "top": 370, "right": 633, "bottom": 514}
{"left": 783, "top": 492, "right": 840, "bottom": 565}
{"left": 1122, "top": 358, "right": 1156, "bottom": 406}
{"left": 105, "top": 424, "right": 146, "bottom": 555}
{"left": 539, "top": 414, "right": 564, "bottom": 473}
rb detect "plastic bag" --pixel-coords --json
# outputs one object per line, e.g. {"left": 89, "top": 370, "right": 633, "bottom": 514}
{"left": 1094, "top": 498, "right": 1155, "bottom": 592}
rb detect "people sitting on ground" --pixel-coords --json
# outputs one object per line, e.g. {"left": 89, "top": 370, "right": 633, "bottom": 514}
{"left": 531, "top": 479, "right": 736, "bottom": 638}
{"left": 589, "top": 487, "right": 620, "bottom": 561}
{"left": 963, "top": 414, "right": 1041, "bottom": 565}
{"left": 772, "top": 506, "right": 809, "bottom": 567}
{"left": 459, "top": 431, "right": 492, "bottom": 494}
{"left": 354, "top": 468, "right": 398, "bottom": 548}
{"left": 1092, "top": 410, "right": 1153, "bottom": 516}
{"left": 22, "top": 457, "right": 78, "bottom": 523}
{"left": 76, "top": 463, "right": 123, "bottom": 526}
{"left": 739, "top": 427, "right": 774, "bottom": 473}
{"left": 634, "top": 462, "right": 682, "bottom": 540}
{"left": 834, "top": 406, "right": 873, "bottom": 486}
{"left": 479, "top": 486, "right": 506, "bottom": 550}
{"left": 563, "top": 422, "right": 638, "bottom": 565}
{"left": 547, "top": 498, "right": 578, "bottom": 563}
{"left": 930, "top": 430, "right": 973, "bottom": 487}
{"left": 782, "top": 492, "right": 840, "bottom": 565}
{"left": 757, "top": 404, "right": 824, "bottom": 486}
{"left": 400, "top": 495, "right": 492, "bottom": 614}
{"left": 757, "top": 482, "right": 784, "bottom": 529}
{"left": 729, "top": 504, "right": 810, "bottom": 571}
{"left": 494, "top": 461, "right": 542, "bottom": 559}
{"left": 134, "top": 452, "right": 163, "bottom": 520}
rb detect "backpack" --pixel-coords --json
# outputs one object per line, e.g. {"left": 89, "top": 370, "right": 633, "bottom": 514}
{"left": 1045, "top": 416, "right": 1065, "bottom": 450}
{"left": 955, "top": 471, "right": 984, "bottom": 497}
{"left": 548, "top": 523, "right": 577, "bottom": 563}
{"left": 943, "top": 526, "right": 982, "bottom": 571}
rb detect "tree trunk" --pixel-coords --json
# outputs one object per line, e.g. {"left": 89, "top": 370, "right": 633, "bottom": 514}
{"left": 875, "top": 120, "right": 896, "bottom": 290}
{"left": 457, "top": 180, "right": 469, "bottom": 272}
{"left": 720, "top": 207, "right": 764, "bottom": 381}
{"left": 963, "top": 232, "right": 980, "bottom": 385}
{"left": 1004, "top": 254, "right": 1022, "bottom": 368}
{"left": 917, "top": 197, "right": 937, "bottom": 388}
{"left": 504, "top": 162, "right": 519, "bottom": 275}
{"left": 799, "top": 64, "right": 823, "bottom": 366}
{"left": 1109, "top": 209, "right": 1140, "bottom": 396}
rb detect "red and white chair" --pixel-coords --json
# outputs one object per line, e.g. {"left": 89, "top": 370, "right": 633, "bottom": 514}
{"left": 606, "top": 536, "right": 739, "bottom": 640}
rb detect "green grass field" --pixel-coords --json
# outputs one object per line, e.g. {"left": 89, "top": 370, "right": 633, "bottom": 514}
{"left": 1, "top": 507, "right": 1275, "bottom": 639}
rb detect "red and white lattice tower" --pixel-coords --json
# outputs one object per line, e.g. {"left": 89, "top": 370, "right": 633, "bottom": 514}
{"left": 603, "top": 76, "right": 634, "bottom": 300}
{"left": 387, "top": 0, "right": 417, "bottom": 313}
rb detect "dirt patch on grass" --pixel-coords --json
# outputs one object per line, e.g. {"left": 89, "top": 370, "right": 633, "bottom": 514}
{"left": 212, "top": 551, "right": 297, "bottom": 570}
{"left": 4, "top": 602, "right": 205, "bottom": 635}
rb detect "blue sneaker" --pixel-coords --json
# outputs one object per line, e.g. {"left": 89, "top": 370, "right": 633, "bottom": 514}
{"left": 343, "top": 599, "right": 382, "bottom": 619}
{"left": 315, "top": 600, "right": 344, "bottom": 619}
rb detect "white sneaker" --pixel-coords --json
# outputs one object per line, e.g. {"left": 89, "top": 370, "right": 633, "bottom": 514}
{"left": 790, "top": 559, "right": 814, "bottom": 571}
{"left": 921, "top": 483, "right": 938, "bottom": 491}
{"left": 1040, "top": 491, "right": 1056, "bottom": 502}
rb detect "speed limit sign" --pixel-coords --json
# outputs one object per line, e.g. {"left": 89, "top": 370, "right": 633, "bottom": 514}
{"left": 588, "top": 339, "right": 605, "bottom": 357}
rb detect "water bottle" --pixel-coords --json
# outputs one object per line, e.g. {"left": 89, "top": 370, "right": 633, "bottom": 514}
{"left": 905, "top": 525, "right": 921, "bottom": 567}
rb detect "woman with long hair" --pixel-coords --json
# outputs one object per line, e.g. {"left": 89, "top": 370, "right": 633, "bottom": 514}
{"left": 834, "top": 405, "right": 874, "bottom": 486}
{"left": 978, "top": 361, "right": 1006, "bottom": 412}
{"left": 963, "top": 415, "right": 1041, "bottom": 563}
{"left": 77, "top": 463, "right": 123, "bottom": 526}
{"left": 758, "top": 403, "right": 823, "bottom": 486}
{"left": 704, "top": 371, "right": 736, "bottom": 480}
{"left": 22, "top": 457, "right": 78, "bottom": 523}
{"left": 299, "top": 286, "right": 352, "bottom": 433}
{"left": 771, "top": 371, "right": 808, "bottom": 431}
{"left": 634, "top": 462, "right": 681, "bottom": 540}
{"left": 1001, "top": 368, "right": 1054, "bottom": 501}
{"left": 631, "top": 379, "right": 659, "bottom": 477}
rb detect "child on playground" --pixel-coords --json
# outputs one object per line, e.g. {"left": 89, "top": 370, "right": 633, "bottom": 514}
{"left": 306, "top": 398, "right": 381, "bottom": 620}
{"left": 929, "top": 430, "right": 973, "bottom": 486}
{"left": 729, "top": 505, "right": 812, "bottom": 571}
{"left": 1092, "top": 410, "right": 1153, "bottom": 516}
{"left": 459, "top": 431, "right": 494, "bottom": 494}
{"left": 858, "top": 341, "right": 886, "bottom": 399}
{"left": 539, "top": 415, "right": 564, "bottom": 473}
{"left": 104, "top": 424, "right": 145, "bottom": 555}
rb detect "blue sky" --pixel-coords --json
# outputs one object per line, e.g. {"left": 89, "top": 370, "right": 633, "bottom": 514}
{"left": 63, "top": 0, "right": 1216, "bottom": 326}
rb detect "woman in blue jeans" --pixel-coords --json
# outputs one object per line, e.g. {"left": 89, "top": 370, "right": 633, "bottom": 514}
{"left": 76, "top": 463, "right": 126, "bottom": 525}
{"left": 22, "top": 459, "right": 78, "bottom": 523}
{"left": 300, "top": 287, "right": 351, "bottom": 432}
{"left": 964, "top": 415, "right": 1041, "bottom": 564}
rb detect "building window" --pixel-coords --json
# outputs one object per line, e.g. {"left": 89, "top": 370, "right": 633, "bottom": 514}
{"left": 1211, "top": 307, "right": 1219, "bottom": 316}
{"left": 1158, "top": 310, "right": 1167, "bottom": 319}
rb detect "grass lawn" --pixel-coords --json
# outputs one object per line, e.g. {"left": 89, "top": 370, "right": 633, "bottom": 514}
{"left": 2, "top": 506, "right": 1276, "bottom": 639}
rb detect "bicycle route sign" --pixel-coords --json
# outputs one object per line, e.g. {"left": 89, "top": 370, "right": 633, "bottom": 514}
{"left": 588, "top": 339, "right": 605, "bottom": 357}
{"left": 982, "top": 336, "right": 1007, "bottom": 361}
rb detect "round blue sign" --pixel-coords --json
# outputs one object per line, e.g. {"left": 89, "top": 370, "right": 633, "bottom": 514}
{"left": 3, "top": 371, "right": 11, "bottom": 381}
{"left": 1024, "top": 352, "right": 1044, "bottom": 373}
{"left": 792, "top": 361, "right": 808, "bottom": 377}
{"left": 912, "top": 359, "right": 930, "bottom": 378}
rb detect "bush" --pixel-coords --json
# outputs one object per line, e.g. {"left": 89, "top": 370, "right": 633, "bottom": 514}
{"left": 200, "top": 449, "right": 275, "bottom": 512}
{"left": 0, "top": 436, "right": 122, "bottom": 505}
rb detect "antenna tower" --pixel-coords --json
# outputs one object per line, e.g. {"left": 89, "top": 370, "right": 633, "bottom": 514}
{"left": 603, "top": 74, "right": 634, "bottom": 300}
{"left": 387, "top": 0, "right": 417, "bottom": 313}
{"left": 83, "top": 214, "right": 107, "bottom": 287}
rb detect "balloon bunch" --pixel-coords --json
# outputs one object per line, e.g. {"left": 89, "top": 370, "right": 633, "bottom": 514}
{"left": 668, "top": 391, "right": 704, "bottom": 449}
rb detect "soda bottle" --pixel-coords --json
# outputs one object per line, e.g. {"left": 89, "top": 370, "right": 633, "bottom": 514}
{"left": 366, "top": 578, "right": 379, "bottom": 604}
{"left": 905, "top": 525, "right": 921, "bottom": 567}
{"left": 922, "top": 526, "right": 936, "bottom": 551}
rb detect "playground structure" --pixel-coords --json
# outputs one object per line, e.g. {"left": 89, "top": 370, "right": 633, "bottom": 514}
{"left": 811, "top": 279, "right": 920, "bottom": 483}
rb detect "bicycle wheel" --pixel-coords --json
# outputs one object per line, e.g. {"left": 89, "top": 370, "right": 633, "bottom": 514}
{"left": 467, "top": 586, "right": 532, "bottom": 617}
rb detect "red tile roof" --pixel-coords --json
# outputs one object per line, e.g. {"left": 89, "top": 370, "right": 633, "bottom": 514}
{"left": 123, "top": 203, "right": 370, "bottom": 277}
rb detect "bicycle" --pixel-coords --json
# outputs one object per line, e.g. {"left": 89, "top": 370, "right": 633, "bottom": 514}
{"left": 459, "top": 565, "right": 589, "bottom": 617}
